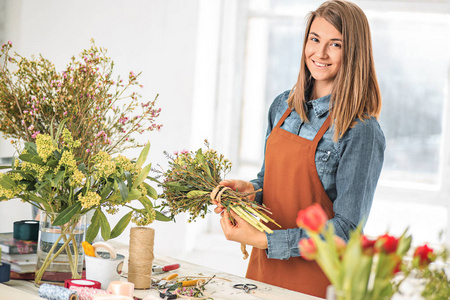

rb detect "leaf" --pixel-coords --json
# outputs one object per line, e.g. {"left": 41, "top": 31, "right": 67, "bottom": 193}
{"left": 126, "top": 189, "right": 142, "bottom": 201}
{"left": 143, "top": 182, "right": 158, "bottom": 199}
{"left": 196, "top": 149, "right": 211, "bottom": 178}
{"left": 136, "top": 142, "right": 150, "bottom": 168}
{"left": 186, "top": 190, "right": 209, "bottom": 198}
{"left": 0, "top": 174, "right": 16, "bottom": 189}
{"left": 155, "top": 210, "right": 172, "bottom": 222}
{"left": 138, "top": 196, "right": 154, "bottom": 209}
{"left": 18, "top": 153, "right": 36, "bottom": 164}
{"left": 85, "top": 210, "right": 101, "bottom": 243}
{"left": 132, "top": 163, "right": 151, "bottom": 189}
{"left": 124, "top": 171, "right": 132, "bottom": 189}
{"left": 98, "top": 210, "right": 111, "bottom": 240}
{"left": 110, "top": 211, "right": 132, "bottom": 239}
{"left": 116, "top": 177, "right": 128, "bottom": 201}
{"left": 24, "top": 142, "right": 38, "bottom": 155}
{"left": 52, "top": 171, "right": 65, "bottom": 187}
{"left": 53, "top": 203, "right": 81, "bottom": 226}
{"left": 0, "top": 165, "right": 11, "bottom": 170}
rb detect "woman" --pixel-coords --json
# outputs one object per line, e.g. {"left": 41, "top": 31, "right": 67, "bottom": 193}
{"left": 214, "top": 0, "right": 385, "bottom": 298}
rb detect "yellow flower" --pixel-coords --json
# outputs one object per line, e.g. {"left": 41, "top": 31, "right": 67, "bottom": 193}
{"left": 78, "top": 191, "right": 101, "bottom": 209}
{"left": 93, "top": 151, "right": 116, "bottom": 180}
{"left": 70, "top": 169, "right": 84, "bottom": 187}
{"left": 131, "top": 208, "right": 156, "bottom": 226}
{"left": 114, "top": 155, "right": 134, "bottom": 172}
{"left": 62, "top": 128, "right": 81, "bottom": 150}
{"left": 57, "top": 150, "right": 77, "bottom": 173}
{"left": 36, "top": 134, "right": 56, "bottom": 162}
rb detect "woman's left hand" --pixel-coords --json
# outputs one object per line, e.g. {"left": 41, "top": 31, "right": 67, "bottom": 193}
{"left": 220, "top": 209, "right": 268, "bottom": 249}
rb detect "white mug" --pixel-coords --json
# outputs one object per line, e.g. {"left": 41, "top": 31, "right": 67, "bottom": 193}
{"left": 85, "top": 253, "right": 125, "bottom": 289}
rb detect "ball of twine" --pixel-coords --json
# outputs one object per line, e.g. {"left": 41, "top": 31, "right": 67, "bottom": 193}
{"left": 128, "top": 227, "right": 155, "bottom": 289}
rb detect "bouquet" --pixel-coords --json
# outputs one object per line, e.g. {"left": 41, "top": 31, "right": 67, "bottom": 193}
{"left": 0, "top": 39, "right": 161, "bottom": 164}
{"left": 157, "top": 141, "right": 280, "bottom": 259}
{"left": 296, "top": 204, "right": 449, "bottom": 300}
{"left": 0, "top": 126, "right": 170, "bottom": 283}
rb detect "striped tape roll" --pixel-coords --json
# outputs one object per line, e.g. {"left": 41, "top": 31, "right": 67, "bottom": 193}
{"left": 38, "top": 283, "right": 78, "bottom": 300}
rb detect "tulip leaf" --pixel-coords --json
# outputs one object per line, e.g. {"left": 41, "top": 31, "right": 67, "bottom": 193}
{"left": 110, "top": 211, "right": 133, "bottom": 239}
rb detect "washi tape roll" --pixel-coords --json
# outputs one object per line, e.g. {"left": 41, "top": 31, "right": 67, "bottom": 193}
{"left": 0, "top": 262, "right": 11, "bottom": 283}
{"left": 107, "top": 281, "right": 134, "bottom": 297}
{"left": 13, "top": 220, "right": 39, "bottom": 241}
{"left": 65, "top": 279, "right": 102, "bottom": 289}
{"left": 38, "top": 283, "right": 78, "bottom": 300}
{"left": 92, "top": 242, "right": 117, "bottom": 259}
{"left": 68, "top": 286, "right": 111, "bottom": 300}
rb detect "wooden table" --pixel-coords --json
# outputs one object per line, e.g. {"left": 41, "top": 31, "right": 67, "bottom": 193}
{"left": 1, "top": 242, "right": 322, "bottom": 300}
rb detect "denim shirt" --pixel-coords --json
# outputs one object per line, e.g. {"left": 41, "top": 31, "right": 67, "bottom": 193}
{"left": 250, "top": 90, "right": 386, "bottom": 260}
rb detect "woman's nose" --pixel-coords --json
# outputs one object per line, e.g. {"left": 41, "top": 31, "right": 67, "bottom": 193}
{"left": 316, "top": 44, "right": 328, "bottom": 58}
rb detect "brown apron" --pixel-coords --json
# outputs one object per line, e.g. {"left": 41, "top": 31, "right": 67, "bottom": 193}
{"left": 246, "top": 108, "right": 335, "bottom": 298}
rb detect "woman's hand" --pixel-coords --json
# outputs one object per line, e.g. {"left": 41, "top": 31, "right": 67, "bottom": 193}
{"left": 213, "top": 179, "right": 255, "bottom": 214}
{"left": 220, "top": 209, "right": 268, "bottom": 249}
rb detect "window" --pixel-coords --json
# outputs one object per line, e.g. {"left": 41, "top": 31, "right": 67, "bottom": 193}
{"left": 218, "top": 0, "right": 450, "bottom": 245}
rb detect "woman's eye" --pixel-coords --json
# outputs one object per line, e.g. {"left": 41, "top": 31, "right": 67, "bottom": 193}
{"left": 331, "top": 42, "right": 341, "bottom": 48}
{"left": 311, "top": 37, "right": 319, "bottom": 42}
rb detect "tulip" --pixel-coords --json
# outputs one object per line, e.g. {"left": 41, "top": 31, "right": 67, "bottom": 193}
{"left": 376, "top": 234, "right": 399, "bottom": 254}
{"left": 296, "top": 203, "right": 328, "bottom": 233}
{"left": 413, "top": 244, "right": 435, "bottom": 268}
{"left": 361, "top": 235, "right": 377, "bottom": 255}
{"left": 298, "top": 237, "right": 318, "bottom": 261}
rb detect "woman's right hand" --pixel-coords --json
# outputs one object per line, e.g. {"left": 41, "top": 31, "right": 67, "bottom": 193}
{"left": 213, "top": 179, "right": 255, "bottom": 214}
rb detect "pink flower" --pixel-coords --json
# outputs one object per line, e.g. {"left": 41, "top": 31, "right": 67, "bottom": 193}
{"left": 296, "top": 203, "right": 328, "bottom": 233}
{"left": 63, "top": 111, "right": 68, "bottom": 116}
{"left": 298, "top": 238, "right": 317, "bottom": 261}
{"left": 31, "top": 131, "right": 40, "bottom": 139}
{"left": 86, "top": 149, "right": 90, "bottom": 153}
{"left": 28, "top": 125, "right": 34, "bottom": 130}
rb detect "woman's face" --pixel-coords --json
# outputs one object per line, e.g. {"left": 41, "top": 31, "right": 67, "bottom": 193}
{"left": 305, "top": 17, "right": 343, "bottom": 91}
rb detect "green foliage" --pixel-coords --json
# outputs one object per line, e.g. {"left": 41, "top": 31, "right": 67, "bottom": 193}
{"left": 0, "top": 130, "right": 171, "bottom": 243}
{"left": 157, "top": 142, "right": 280, "bottom": 234}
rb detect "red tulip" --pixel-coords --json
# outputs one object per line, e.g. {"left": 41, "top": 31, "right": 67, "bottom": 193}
{"left": 413, "top": 244, "right": 435, "bottom": 268}
{"left": 376, "top": 234, "right": 399, "bottom": 254}
{"left": 361, "top": 235, "right": 377, "bottom": 255}
{"left": 298, "top": 237, "right": 318, "bottom": 261}
{"left": 296, "top": 203, "right": 328, "bottom": 233}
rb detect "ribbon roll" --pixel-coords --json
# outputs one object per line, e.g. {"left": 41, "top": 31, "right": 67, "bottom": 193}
{"left": 69, "top": 286, "right": 111, "bottom": 300}
{"left": 107, "top": 281, "right": 134, "bottom": 297}
{"left": 92, "top": 242, "right": 117, "bottom": 259}
{"left": 38, "top": 283, "right": 78, "bottom": 300}
{"left": 65, "top": 279, "right": 102, "bottom": 289}
{"left": 13, "top": 220, "right": 39, "bottom": 241}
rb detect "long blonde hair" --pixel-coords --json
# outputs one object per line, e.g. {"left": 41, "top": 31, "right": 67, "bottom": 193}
{"left": 287, "top": 0, "right": 381, "bottom": 141}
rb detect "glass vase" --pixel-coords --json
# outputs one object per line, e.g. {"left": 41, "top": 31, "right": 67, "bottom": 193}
{"left": 35, "top": 211, "right": 87, "bottom": 285}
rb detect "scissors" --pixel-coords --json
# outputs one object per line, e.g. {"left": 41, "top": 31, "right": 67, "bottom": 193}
{"left": 233, "top": 283, "right": 257, "bottom": 293}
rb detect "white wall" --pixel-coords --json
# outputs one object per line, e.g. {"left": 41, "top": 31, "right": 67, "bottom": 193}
{"left": 0, "top": 0, "right": 202, "bottom": 257}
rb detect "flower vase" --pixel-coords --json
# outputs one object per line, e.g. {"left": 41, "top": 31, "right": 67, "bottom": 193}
{"left": 326, "top": 285, "right": 392, "bottom": 300}
{"left": 35, "top": 211, "right": 87, "bottom": 285}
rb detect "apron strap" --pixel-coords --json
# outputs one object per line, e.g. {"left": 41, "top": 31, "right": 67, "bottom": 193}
{"left": 274, "top": 108, "right": 293, "bottom": 129}
{"left": 312, "top": 116, "right": 332, "bottom": 144}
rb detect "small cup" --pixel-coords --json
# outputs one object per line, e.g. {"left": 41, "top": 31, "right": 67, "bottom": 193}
{"left": 85, "top": 252, "right": 124, "bottom": 289}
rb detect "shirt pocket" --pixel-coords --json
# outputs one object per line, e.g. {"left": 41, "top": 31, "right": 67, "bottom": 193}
{"left": 315, "top": 147, "right": 338, "bottom": 175}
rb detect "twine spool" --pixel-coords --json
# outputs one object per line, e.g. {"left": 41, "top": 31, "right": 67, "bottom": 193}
{"left": 127, "top": 227, "right": 154, "bottom": 289}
